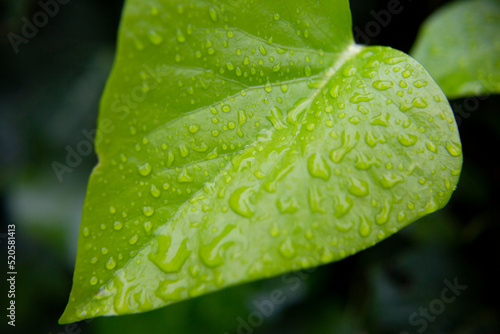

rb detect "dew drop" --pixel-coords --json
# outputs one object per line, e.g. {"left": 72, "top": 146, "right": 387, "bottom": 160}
{"left": 414, "top": 80, "right": 428, "bottom": 88}
{"left": 334, "top": 194, "right": 353, "bottom": 218}
{"left": 397, "top": 132, "right": 419, "bottom": 146}
{"left": 379, "top": 173, "right": 405, "bottom": 189}
{"left": 372, "top": 80, "right": 394, "bottom": 91}
{"left": 144, "top": 221, "right": 153, "bottom": 234}
{"left": 426, "top": 141, "right": 438, "bottom": 153}
{"left": 188, "top": 124, "right": 200, "bottom": 133}
{"left": 129, "top": 234, "right": 139, "bottom": 245}
{"left": 143, "top": 206, "right": 155, "bottom": 217}
{"left": 304, "top": 65, "right": 312, "bottom": 77}
{"left": 308, "top": 185, "right": 325, "bottom": 214}
{"left": 259, "top": 44, "right": 267, "bottom": 55}
{"left": 106, "top": 257, "right": 117, "bottom": 270}
{"left": 237, "top": 110, "right": 247, "bottom": 138}
{"left": 270, "top": 223, "right": 279, "bottom": 237}
{"left": 348, "top": 178, "right": 369, "bottom": 197}
{"left": 445, "top": 141, "right": 462, "bottom": 157}
{"left": 150, "top": 184, "right": 161, "bottom": 198}
{"left": 199, "top": 225, "right": 235, "bottom": 267}
{"left": 174, "top": 28, "right": 186, "bottom": 43}
{"left": 330, "top": 85, "right": 340, "bottom": 98}
{"left": 147, "top": 30, "right": 163, "bottom": 45}
{"left": 89, "top": 276, "right": 98, "bottom": 286}
{"left": 113, "top": 221, "right": 123, "bottom": 231}
{"left": 335, "top": 220, "right": 354, "bottom": 232}
{"left": 178, "top": 167, "right": 193, "bottom": 182}
{"left": 228, "top": 186, "right": 255, "bottom": 218}
{"left": 150, "top": 236, "right": 191, "bottom": 273}
{"left": 375, "top": 200, "right": 391, "bottom": 225}
{"left": 330, "top": 131, "right": 357, "bottom": 163}
{"left": 209, "top": 6, "right": 217, "bottom": 21}
{"left": 307, "top": 153, "right": 331, "bottom": 180}
{"left": 343, "top": 64, "right": 356, "bottom": 76}
{"left": 358, "top": 216, "right": 372, "bottom": 237}
{"left": 354, "top": 153, "right": 380, "bottom": 170}
{"left": 138, "top": 163, "right": 152, "bottom": 176}
{"left": 179, "top": 144, "right": 190, "bottom": 158}
{"left": 264, "top": 80, "right": 272, "bottom": 93}
{"left": 349, "top": 116, "right": 361, "bottom": 124}
{"left": 412, "top": 97, "right": 428, "bottom": 108}
{"left": 276, "top": 197, "right": 299, "bottom": 214}
{"left": 266, "top": 107, "right": 286, "bottom": 131}
{"left": 167, "top": 151, "right": 175, "bottom": 167}
{"left": 207, "top": 147, "right": 219, "bottom": 159}
{"left": 279, "top": 238, "right": 296, "bottom": 259}
{"left": 350, "top": 93, "right": 374, "bottom": 103}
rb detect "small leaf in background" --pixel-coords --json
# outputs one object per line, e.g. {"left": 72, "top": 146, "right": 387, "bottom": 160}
{"left": 60, "top": 0, "right": 462, "bottom": 323}
{"left": 411, "top": 0, "right": 500, "bottom": 99}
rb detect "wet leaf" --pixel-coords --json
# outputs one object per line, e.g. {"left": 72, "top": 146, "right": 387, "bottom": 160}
{"left": 60, "top": 0, "right": 462, "bottom": 323}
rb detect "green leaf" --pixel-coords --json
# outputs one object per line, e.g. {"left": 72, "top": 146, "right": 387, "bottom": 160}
{"left": 60, "top": 0, "right": 462, "bottom": 323}
{"left": 411, "top": 0, "right": 500, "bottom": 99}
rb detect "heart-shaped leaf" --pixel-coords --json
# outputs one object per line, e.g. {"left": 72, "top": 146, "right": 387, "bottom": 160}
{"left": 411, "top": 0, "right": 500, "bottom": 99}
{"left": 60, "top": 0, "right": 462, "bottom": 323}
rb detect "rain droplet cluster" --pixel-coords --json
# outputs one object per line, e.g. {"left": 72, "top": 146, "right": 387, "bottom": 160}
{"left": 62, "top": 0, "right": 462, "bottom": 322}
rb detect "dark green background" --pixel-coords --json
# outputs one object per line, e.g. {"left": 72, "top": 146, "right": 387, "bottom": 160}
{"left": 1, "top": 0, "right": 499, "bottom": 333}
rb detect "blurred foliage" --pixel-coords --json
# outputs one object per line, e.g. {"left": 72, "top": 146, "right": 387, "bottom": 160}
{"left": 1, "top": 0, "right": 499, "bottom": 333}
{"left": 411, "top": 0, "right": 500, "bottom": 98}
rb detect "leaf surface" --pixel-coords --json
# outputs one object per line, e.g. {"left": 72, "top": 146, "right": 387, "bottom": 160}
{"left": 60, "top": 0, "right": 462, "bottom": 323}
{"left": 411, "top": 0, "right": 500, "bottom": 99}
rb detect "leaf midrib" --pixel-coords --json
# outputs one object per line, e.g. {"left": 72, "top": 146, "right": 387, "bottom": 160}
{"left": 88, "top": 42, "right": 364, "bottom": 311}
